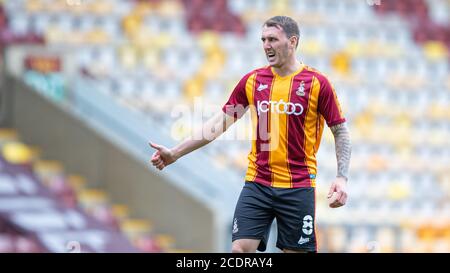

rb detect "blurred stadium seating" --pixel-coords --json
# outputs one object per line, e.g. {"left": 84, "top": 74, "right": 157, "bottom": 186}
{"left": 0, "top": 0, "right": 449, "bottom": 252}
{"left": 0, "top": 128, "right": 180, "bottom": 252}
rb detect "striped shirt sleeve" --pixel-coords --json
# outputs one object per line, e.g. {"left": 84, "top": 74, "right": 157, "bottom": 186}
{"left": 222, "top": 73, "right": 252, "bottom": 119}
{"left": 317, "top": 75, "right": 346, "bottom": 127}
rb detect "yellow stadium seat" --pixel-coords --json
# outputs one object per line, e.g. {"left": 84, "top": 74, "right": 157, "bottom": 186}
{"left": 132, "top": 28, "right": 154, "bottom": 48}
{"left": 25, "top": 0, "right": 43, "bottom": 12}
{"left": 67, "top": 175, "right": 87, "bottom": 193}
{"left": 240, "top": 9, "right": 261, "bottom": 23}
{"left": 423, "top": 41, "right": 449, "bottom": 61}
{"left": 271, "top": 0, "right": 290, "bottom": 15}
{"left": 122, "top": 13, "right": 143, "bottom": 38}
{"left": 77, "top": 189, "right": 109, "bottom": 212}
{"left": 184, "top": 77, "right": 205, "bottom": 100}
{"left": 417, "top": 226, "right": 437, "bottom": 244}
{"left": 155, "top": 234, "right": 176, "bottom": 251}
{"left": 157, "top": 0, "right": 184, "bottom": 17}
{"left": 198, "top": 62, "right": 224, "bottom": 80}
{"left": 44, "top": 26, "right": 65, "bottom": 44}
{"left": 112, "top": 204, "right": 130, "bottom": 222}
{"left": 426, "top": 103, "right": 447, "bottom": 120}
{"left": 302, "top": 39, "right": 324, "bottom": 56}
{"left": 354, "top": 112, "right": 374, "bottom": 137}
{"left": 444, "top": 228, "right": 450, "bottom": 241}
{"left": 141, "top": 49, "right": 159, "bottom": 70}
{"left": 90, "top": 0, "right": 113, "bottom": 15}
{"left": 86, "top": 29, "right": 110, "bottom": 45}
{"left": 345, "top": 41, "right": 364, "bottom": 58}
{"left": 27, "top": 145, "right": 42, "bottom": 162}
{"left": 153, "top": 33, "right": 175, "bottom": 49}
{"left": 33, "top": 160, "right": 64, "bottom": 175}
{"left": 133, "top": 1, "right": 153, "bottom": 17}
{"left": 2, "top": 142, "right": 33, "bottom": 165}
{"left": 331, "top": 51, "right": 351, "bottom": 75}
{"left": 170, "top": 120, "right": 192, "bottom": 141}
{"left": 196, "top": 40, "right": 226, "bottom": 81}
{"left": 198, "top": 31, "right": 221, "bottom": 52}
{"left": 364, "top": 40, "right": 383, "bottom": 57}
{"left": 366, "top": 154, "right": 388, "bottom": 172}
{"left": 120, "top": 219, "right": 153, "bottom": 241}
{"left": 65, "top": 0, "right": 85, "bottom": 13}
{"left": 118, "top": 44, "right": 138, "bottom": 70}
{"left": 387, "top": 181, "right": 411, "bottom": 201}
{"left": 383, "top": 43, "right": 403, "bottom": 59}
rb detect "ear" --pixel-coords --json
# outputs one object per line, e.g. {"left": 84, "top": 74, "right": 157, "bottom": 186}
{"left": 290, "top": 36, "right": 298, "bottom": 49}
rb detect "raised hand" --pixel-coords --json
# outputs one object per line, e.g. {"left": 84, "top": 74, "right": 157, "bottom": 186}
{"left": 149, "top": 142, "right": 177, "bottom": 170}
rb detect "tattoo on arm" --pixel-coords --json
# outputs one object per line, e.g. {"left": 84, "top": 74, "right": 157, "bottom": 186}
{"left": 330, "top": 122, "right": 352, "bottom": 181}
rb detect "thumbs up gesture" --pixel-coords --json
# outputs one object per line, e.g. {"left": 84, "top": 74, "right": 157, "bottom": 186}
{"left": 149, "top": 142, "right": 177, "bottom": 170}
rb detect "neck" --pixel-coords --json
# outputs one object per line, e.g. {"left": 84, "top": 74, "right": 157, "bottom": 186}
{"left": 273, "top": 58, "right": 302, "bottom": 77}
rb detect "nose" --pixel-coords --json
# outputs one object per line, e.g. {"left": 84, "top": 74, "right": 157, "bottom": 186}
{"left": 263, "top": 40, "right": 271, "bottom": 50}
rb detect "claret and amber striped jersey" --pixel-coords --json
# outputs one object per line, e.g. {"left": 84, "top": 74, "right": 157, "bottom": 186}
{"left": 222, "top": 64, "right": 346, "bottom": 188}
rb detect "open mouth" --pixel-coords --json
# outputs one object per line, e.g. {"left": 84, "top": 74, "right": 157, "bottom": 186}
{"left": 267, "top": 52, "right": 275, "bottom": 58}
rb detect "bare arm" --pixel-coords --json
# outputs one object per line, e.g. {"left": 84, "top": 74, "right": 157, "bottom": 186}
{"left": 327, "top": 122, "right": 352, "bottom": 208}
{"left": 171, "top": 111, "right": 237, "bottom": 159}
{"left": 149, "top": 112, "right": 238, "bottom": 170}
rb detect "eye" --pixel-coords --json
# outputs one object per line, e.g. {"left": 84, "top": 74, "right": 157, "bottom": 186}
{"left": 262, "top": 37, "right": 277, "bottom": 43}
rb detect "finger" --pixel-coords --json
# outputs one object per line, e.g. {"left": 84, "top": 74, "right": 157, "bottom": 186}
{"left": 151, "top": 156, "right": 162, "bottom": 163}
{"left": 151, "top": 151, "right": 161, "bottom": 161}
{"left": 152, "top": 158, "right": 163, "bottom": 165}
{"left": 330, "top": 200, "right": 343, "bottom": 208}
{"left": 149, "top": 142, "right": 162, "bottom": 151}
{"left": 339, "top": 194, "right": 347, "bottom": 206}
{"left": 153, "top": 159, "right": 163, "bottom": 166}
{"left": 329, "top": 201, "right": 337, "bottom": 208}
{"left": 334, "top": 191, "right": 343, "bottom": 202}
{"left": 332, "top": 193, "right": 347, "bottom": 207}
{"left": 327, "top": 184, "right": 336, "bottom": 198}
{"left": 151, "top": 157, "right": 160, "bottom": 164}
{"left": 156, "top": 162, "right": 165, "bottom": 169}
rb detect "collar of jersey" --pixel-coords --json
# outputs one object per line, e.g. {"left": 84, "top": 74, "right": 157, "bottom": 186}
{"left": 270, "top": 62, "right": 305, "bottom": 79}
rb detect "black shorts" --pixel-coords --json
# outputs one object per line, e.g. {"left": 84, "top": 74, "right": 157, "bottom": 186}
{"left": 231, "top": 181, "right": 317, "bottom": 252}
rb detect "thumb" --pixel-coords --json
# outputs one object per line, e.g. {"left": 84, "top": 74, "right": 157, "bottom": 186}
{"left": 149, "top": 142, "right": 162, "bottom": 151}
{"left": 328, "top": 184, "right": 336, "bottom": 198}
